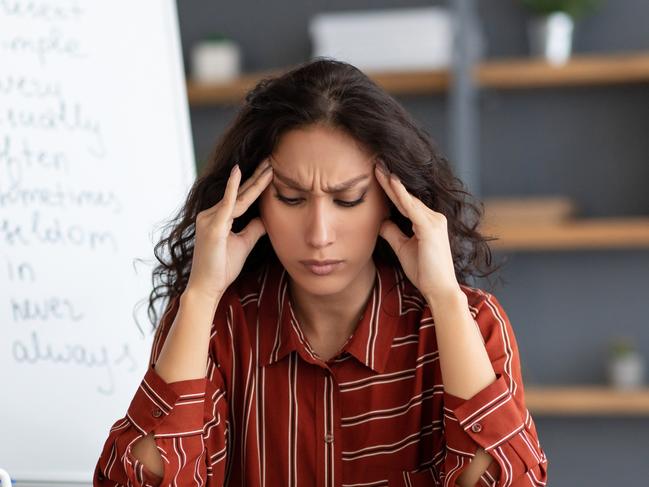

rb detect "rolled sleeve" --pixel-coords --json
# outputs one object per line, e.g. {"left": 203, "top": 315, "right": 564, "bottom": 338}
{"left": 440, "top": 292, "right": 548, "bottom": 487}
{"left": 126, "top": 363, "right": 208, "bottom": 437}
{"left": 443, "top": 373, "right": 524, "bottom": 453}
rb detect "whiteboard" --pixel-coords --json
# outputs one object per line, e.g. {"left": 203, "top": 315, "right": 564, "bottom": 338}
{"left": 0, "top": 0, "right": 196, "bottom": 483}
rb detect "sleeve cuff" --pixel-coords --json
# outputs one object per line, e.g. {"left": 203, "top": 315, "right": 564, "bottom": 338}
{"left": 443, "top": 373, "right": 525, "bottom": 453}
{"left": 126, "top": 363, "right": 208, "bottom": 437}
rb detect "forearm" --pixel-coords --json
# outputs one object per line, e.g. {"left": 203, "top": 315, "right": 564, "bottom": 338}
{"left": 426, "top": 289, "right": 496, "bottom": 400}
{"left": 154, "top": 288, "right": 221, "bottom": 382}
{"left": 428, "top": 290, "right": 499, "bottom": 486}
{"left": 131, "top": 288, "right": 221, "bottom": 479}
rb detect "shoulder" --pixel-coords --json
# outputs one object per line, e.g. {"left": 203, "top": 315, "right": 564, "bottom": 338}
{"left": 458, "top": 284, "right": 519, "bottom": 344}
{"left": 458, "top": 283, "right": 495, "bottom": 317}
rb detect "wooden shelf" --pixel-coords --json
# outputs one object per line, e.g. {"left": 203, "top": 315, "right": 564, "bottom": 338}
{"left": 186, "top": 51, "right": 649, "bottom": 105}
{"left": 480, "top": 216, "right": 649, "bottom": 251}
{"left": 477, "top": 51, "right": 649, "bottom": 89}
{"left": 525, "top": 385, "right": 649, "bottom": 415}
{"left": 186, "top": 66, "right": 451, "bottom": 105}
{"left": 187, "top": 67, "right": 286, "bottom": 106}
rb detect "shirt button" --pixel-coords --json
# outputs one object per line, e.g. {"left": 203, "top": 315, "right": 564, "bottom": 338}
{"left": 471, "top": 423, "right": 482, "bottom": 433}
{"left": 152, "top": 407, "right": 163, "bottom": 418}
{"left": 324, "top": 433, "right": 334, "bottom": 443}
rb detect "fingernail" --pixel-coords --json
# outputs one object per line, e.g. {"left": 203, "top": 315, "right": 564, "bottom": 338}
{"left": 231, "top": 164, "right": 239, "bottom": 175}
{"left": 375, "top": 160, "right": 388, "bottom": 174}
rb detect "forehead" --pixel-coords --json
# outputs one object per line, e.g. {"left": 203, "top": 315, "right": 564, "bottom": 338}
{"left": 274, "top": 125, "right": 373, "bottom": 168}
{"left": 271, "top": 125, "right": 375, "bottom": 192}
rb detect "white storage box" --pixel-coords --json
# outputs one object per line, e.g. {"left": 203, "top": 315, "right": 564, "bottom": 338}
{"left": 309, "top": 7, "right": 454, "bottom": 72}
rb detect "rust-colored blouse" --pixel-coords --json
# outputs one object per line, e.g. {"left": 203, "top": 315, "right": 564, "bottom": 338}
{"left": 94, "top": 255, "right": 548, "bottom": 486}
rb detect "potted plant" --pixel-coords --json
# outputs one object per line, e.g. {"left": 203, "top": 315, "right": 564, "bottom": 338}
{"left": 520, "top": 0, "right": 603, "bottom": 65}
{"left": 190, "top": 33, "right": 241, "bottom": 83}
{"left": 606, "top": 336, "right": 646, "bottom": 390}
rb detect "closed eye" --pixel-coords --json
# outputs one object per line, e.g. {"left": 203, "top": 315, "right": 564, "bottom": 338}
{"left": 274, "top": 193, "right": 366, "bottom": 208}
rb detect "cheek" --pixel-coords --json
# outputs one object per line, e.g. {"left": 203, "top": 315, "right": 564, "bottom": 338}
{"left": 339, "top": 203, "right": 385, "bottom": 239}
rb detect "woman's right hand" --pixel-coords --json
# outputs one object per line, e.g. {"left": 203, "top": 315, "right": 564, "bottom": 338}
{"left": 186, "top": 158, "right": 273, "bottom": 301}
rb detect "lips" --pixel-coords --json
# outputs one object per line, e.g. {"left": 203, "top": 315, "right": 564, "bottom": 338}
{"left": 300, "top": 259, "right": 343, "bottom": 266}
{"left": 301, "top": 260, "right": 342, "bottom": 276}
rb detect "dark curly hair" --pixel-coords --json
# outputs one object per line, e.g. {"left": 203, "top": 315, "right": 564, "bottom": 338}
{"left": 137, "top": 57, "right": 505, "bottom": 334}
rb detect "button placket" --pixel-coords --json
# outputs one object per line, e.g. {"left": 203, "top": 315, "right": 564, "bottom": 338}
{"left": 324, "top": 370, "right": 333, "bottom": 444}
{"left": 323, "top": 370, "right": 337, "bottom": 486}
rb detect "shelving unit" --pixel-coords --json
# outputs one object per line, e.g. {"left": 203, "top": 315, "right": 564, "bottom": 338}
{"left": 526, "top": 385, "right": 649, "bottom": 415}
{"left": 185, "top": 49, "right": 649, "bottom": 415}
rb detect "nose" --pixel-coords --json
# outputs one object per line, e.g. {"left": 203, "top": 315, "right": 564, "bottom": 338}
{"left": 305, "top": 198, "right": 335, "bottom": 249}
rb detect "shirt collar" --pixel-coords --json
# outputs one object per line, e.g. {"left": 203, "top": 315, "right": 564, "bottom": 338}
{"left": 257, "top": 255, "right": 404, "bottom": 374}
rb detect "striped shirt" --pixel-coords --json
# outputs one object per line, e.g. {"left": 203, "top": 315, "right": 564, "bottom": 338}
{"left": 94, "top": 255, "right": 548, "bottom": 487}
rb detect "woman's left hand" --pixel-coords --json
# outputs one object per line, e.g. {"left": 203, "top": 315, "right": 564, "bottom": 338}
{"left": 374, "top": 160, "right": 461, "bottom": 302}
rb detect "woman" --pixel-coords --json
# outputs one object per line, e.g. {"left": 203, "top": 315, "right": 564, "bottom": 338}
{"left": 94, "top": 58, "right": 548, "bottom": 487}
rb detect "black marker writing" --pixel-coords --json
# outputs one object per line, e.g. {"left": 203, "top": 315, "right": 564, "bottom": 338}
{"left": 12, "top": 331, "right": 138, "bottom": 395}
{"left": 11, "top": 296, "right": 84, "bottom": 322}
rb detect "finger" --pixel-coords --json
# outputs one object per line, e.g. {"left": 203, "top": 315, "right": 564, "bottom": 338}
{"left": 201, "top": 163, "right": 241, "bottom": 217}
{"left": 222, "top": 164, "right": 243, "bottom": 216}
{"left": 374, "top": 164, "right": 409, "bottom": 217}
{"left": 237, "top": 158, "right": 271, "bottom": 196}
{"left": 232, "top": 165, "right": 273, "bottom": 218}
{"left": 373, "top": 163, "right": 400, "bottom": 209}
{"left": 205, "top": 160, "right": 268, "bottom": 218}
{"left": 388, "top": 172, "right": 430, "bottom": 227}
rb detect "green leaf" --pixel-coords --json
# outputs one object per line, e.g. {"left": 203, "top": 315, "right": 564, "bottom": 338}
{"left": 520, "top": 0, "right": 604, "bottom": 19}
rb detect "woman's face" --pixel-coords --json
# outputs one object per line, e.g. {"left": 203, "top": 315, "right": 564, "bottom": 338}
{"left": 258, "top": 124, "right": 390, "bottom": 297}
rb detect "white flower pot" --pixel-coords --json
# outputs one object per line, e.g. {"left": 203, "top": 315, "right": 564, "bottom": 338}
{"left": 191, "top": 39, "right": 241, "bottom": 83}
{"left": 607, "top": 352, "right": 646, "bottom": 390}
{"left": 527, "top": 12, "right": 574, "bottom": 65}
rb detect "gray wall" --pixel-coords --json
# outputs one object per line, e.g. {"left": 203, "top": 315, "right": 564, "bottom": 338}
{"left": 176, "top": 1, "right": 649, "bottom": 484}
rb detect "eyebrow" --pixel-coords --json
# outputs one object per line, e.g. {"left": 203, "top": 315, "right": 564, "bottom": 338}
{"left": 271, "top": 167, "right": 371, "bottom": 194}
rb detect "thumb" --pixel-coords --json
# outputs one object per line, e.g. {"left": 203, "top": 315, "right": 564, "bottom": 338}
{"left": 378, "top": 219, "right": 408, "bottom": 252}
{"left": 239, "top": 217, "right": 267, "bottom": 252}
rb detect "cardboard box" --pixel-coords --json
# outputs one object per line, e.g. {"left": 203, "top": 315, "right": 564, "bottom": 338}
{"left": 309, "top": 7, "right": 453, "bottom": 72}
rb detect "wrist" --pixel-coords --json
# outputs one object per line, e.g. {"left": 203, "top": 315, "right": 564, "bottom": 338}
{"left": 181, "top": 286, "right": 223, "bottom": 310}
{"left": 424, "top": 286, "right": 466, "bottom": 310}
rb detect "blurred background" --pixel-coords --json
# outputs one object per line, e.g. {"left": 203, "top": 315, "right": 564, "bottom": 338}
{"left": 177, "top": 0, "right": 649, "bottom": 483}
